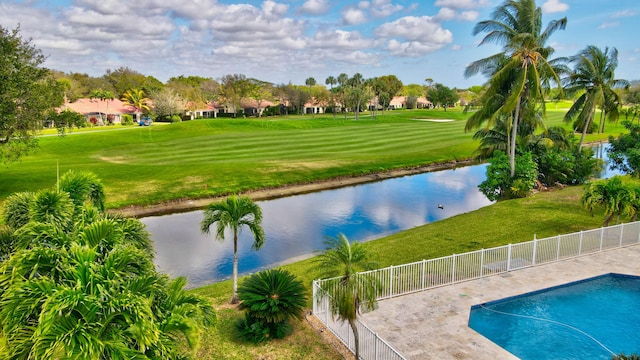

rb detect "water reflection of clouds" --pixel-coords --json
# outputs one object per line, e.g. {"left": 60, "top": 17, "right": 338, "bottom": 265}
{"left": 146, "top": 163, "right": 496, "bottom": 286}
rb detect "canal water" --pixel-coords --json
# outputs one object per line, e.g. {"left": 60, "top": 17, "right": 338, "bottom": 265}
{"left": 142, "top": 144, "right": 619, "bottom": 287}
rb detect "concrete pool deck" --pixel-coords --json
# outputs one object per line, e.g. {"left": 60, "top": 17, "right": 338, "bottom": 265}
{"left": 360, "top": 244, "right": 640, "bottom": 359}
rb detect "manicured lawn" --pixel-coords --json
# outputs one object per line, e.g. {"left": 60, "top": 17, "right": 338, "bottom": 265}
{"left": 1, "top": 104, "right": 632, "bottom": 358}
{"left": 190, "top": 183, "right": 620, "bottom": 358}
{"left": 0, "top": 107, "right": 626, "bottom": 210}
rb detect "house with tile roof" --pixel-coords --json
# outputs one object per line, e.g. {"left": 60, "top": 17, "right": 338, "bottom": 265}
{"left": 63, "top": 98, "right": 138, "bottom": 125}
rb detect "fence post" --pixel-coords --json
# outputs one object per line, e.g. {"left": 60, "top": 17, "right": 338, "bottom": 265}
{"left": 600, "top": 227, "right": 604, "bottom": 251}
{"left": 619, "top": 224, "right": 624, "bottom": 247}
{"left": 532, "top": 235, "right": 537, "bottom": 266}
{"left": 579, "top": 230, "right": 583, "bottom": 256}
{"left": 375, "top": 333, "right": 379, "bottom": 359}
{"left": 507, "top": 244, "right": 512, "bottom": 271}
{"left": 480, "top": 249, "right": 485, "bottom": 278}
{"left": 325, "top": 294, "right": 329, "bottom": 325}
{"left": 556, "top": 235, "right": 561, "bottom": 261}
{"left": 421, "top": 259, "right": 426, "bottom": 290}
{"left": 389, "top": 265, "right": 394, "bottom": 299}
{"left": 312, "top": 281, "right": 317, "bottom": 316}
{"left": 451, "top": 255, "right": 456, "bottom": 284}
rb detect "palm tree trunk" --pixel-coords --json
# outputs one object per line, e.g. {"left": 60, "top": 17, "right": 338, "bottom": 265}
{"left": 349, "top": 319, "right": 360, "bottom": 360}
{"left": 232, "top": 230, "right": 239, "bottom": 304}
{"left": 510, "top": 96, "right": 522, "bottom": 178}
{"left": 604, "top": 213, "right": 615, "bottom": 227}
{"left": 578, "top": 107, "right": 595, "bottom": 150}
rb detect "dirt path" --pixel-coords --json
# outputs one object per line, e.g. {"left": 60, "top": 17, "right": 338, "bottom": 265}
{"left": 114, "top": 159, "right": 477, "bottom": 218}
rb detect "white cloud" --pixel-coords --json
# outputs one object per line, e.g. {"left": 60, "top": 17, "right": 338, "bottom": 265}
{"left": 598, "top": 21, "right": 620, "bottom": 29}
{"left": 370, "top": 0, "right": 403, "bottom": 18}
{"left": 434, "top": 7, "right": 456, "bottom": 21}
{"left": 541, "top": 0, "right": 569, "bottom": 14}
{"left": 434, "top": 0, "right": 489, "bottom": 10}
{"left": 375, "top": 16, "right": 453, "bottom": 56}
{"left": 299, "top": 0, "right": 329, "bottom": 15}
{"left": 451, "top": 44, "right": 461, "bottom": 50}
{"left": 310, "top": 30, "right": 373, "bottom": 49}
{"left": 262, "top": 0, "right": 289, "bottom": 18}
{"left": 612, "top": 9, "right": 637, "bottom": 18}
{"left": 458, "top": 10, "right": 479, "bottom": 21}
{"left": 342, "top": 8, "right": 367, "bottom": 25}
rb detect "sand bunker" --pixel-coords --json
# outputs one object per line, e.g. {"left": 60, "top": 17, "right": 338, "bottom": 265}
{"left": 411, "top": 118, "right": 455, "bottom": 122}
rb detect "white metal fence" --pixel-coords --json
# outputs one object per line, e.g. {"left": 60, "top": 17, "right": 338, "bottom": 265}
{"left": 312, "top": 221, "right": 640, "bottom": 360}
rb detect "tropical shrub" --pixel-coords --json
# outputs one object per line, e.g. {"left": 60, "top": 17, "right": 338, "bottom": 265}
{"left": 581, "top": 176, "right": 637, "bottom": 226}
{"left": 537, "top": 146, "right": 601, "bottom": 186}
{"left": 608, "top": 120, "right": 640, "bottom": 178}
{"left": 121, "top": 114, "right": 134, "bottom": 125}
{"left": 0, "top": 170, "right": 215, "bottom": 359}
{"left": 236, "top": 269, "right": 307, "bottom": 343}
{"left": 479, "top": 151, "right": 538, "bottom": 201}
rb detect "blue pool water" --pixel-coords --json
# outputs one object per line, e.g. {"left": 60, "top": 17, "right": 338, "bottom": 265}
{"left": 468, "top": 274, "right": 640, "bottom": 359}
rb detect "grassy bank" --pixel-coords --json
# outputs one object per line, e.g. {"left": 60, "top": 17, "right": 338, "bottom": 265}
{"left": 189, "top": 184, "right": 618, "bottom": 359}
{"left": 1, "top": 108, "right": 626, "bottom": 210}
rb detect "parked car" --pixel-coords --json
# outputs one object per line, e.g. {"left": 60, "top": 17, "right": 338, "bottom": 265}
{"left": 139, "top": 116, "right": 152, "bottom": 126}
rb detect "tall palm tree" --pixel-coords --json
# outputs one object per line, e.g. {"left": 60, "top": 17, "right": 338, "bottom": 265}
{"left": 305, "top": 77, "right": 316, "bottom": 117}
{"left": 316, "top": 234, "right": 378, "bottom": 360}
{"left": 200, "top": 195, "right": 265, "bottom": 303}
{"left": 337, "top": 73, "right": 349, "bottom": 119}
{"left": 564, "top": 46, "right": 629, "bottom": 149}
{"left": 465, "top": 0, "right": 567, "bottom": 177}
{"left": 325, "top": 76, "right": 337, "bottom": 118}
{"left": 348, "top": 73, "right": 366, "bottom": 121}
{"left": 582, "top": 176, "right": 635, "bottom": 226}
{"left": 121, "top": 88, "right": 151, "bottom": 122}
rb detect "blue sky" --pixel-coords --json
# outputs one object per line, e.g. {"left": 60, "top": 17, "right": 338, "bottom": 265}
{"left": 1, "top": 0, "right": 638, "bottom": 88}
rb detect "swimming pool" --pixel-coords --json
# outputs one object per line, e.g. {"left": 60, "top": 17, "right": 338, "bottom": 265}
{"left": 468, "top": 273, "right": 640, "bottom": 359}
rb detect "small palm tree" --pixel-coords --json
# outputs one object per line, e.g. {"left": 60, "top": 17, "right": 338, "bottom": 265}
{"left": 121, "top": 88, "right": 151, "bottom": 122}
{"left": 200, "top": 195, "right": 265, "bottom": 303}
{"left": 305, "top": 77, "right": 316, "bottom": 117}
{"left": 59, "top": 169, "right": 106, "bottom": 212}
{"left": 316, "top": 234, "right": 378, "bottom": 360}
{"left": 564, "top": 46, "right": 629, "bottom": 149}
{"left": 2, "top": 191, "right": 35, "bottom": 229}
{"left": 0, "top": 173, "right": 214, "bottom": 358}
{"left": 582, "top": 176, "right": 635, "bottom": 226}
{"left": 237, "top": 269, "right": 307, "bottom": 341}
{"left": 325, "top": 76, "right": 337, "bottom": 118}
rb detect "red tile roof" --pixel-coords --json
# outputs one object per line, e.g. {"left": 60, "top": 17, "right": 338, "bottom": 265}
{"left": 62, "top": 98, "right": 137, "bottom": 114}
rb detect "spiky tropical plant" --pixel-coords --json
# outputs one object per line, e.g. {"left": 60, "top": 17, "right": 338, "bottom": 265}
{"left": 236, "top": 269, "right": 307, "bottom": 342}
{"left": 59, "top": 170, "right": 106, "bottom": 212}
{"left": 0, "top": 170, "right": 215, "bottom": 358}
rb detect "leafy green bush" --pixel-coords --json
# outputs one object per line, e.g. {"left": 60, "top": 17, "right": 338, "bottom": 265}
{"left": 236, "top": 269, "right": 306, "bottom": 342}
{"left": 537, "top": 146, "right": 601, "bottom": 186}
{"left": 121, "top": 114, "right": 134, "bottom": 125}
{"left": 609, "top": 120, "right": 640, "bottom": 178}
{"left": 479, "top": 151, "right": 538, "bottom": 201}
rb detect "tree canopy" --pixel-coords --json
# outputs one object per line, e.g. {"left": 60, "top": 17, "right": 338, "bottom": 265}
{"left": 0, "top": 26, "right": 64, "bottom": 164}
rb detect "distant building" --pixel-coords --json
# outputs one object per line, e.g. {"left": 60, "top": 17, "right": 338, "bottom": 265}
{"left": 62, "top": 98, "right": 138, "bottom": 125}
{"left": 388, "top": 96, "right": 433, "bottom": 110}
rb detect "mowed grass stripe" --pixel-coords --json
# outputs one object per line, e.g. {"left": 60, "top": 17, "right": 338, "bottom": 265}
{"left": 3, "top": 108, "right": 618, "bottom": 209}
{"left": 109, "top": 122, "right": 469, "bottom": 164}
